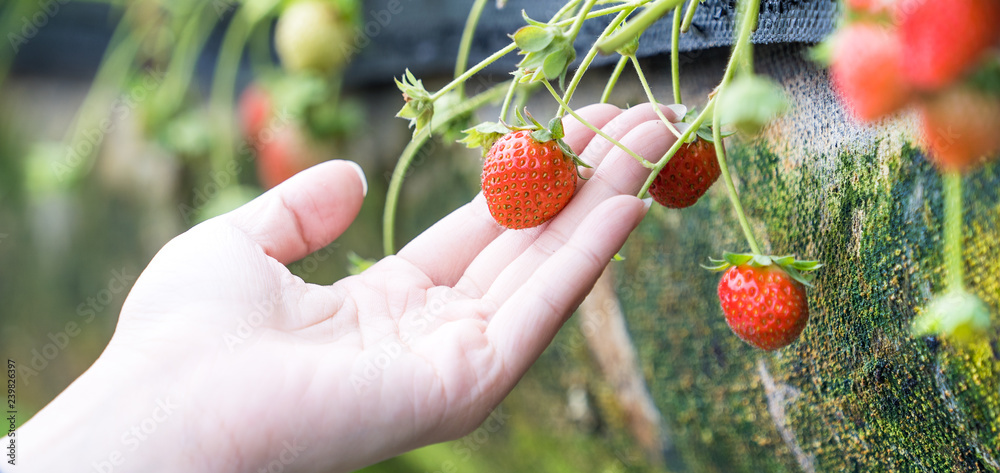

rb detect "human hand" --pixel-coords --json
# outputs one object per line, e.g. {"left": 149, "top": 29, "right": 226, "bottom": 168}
{"left": 16, "top": 103, "right": 681, "bottom": 473}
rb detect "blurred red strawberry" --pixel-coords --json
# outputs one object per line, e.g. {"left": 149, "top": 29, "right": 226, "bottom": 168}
{"left": 238, "top": 83, "right": 272, "bottom": 142}
{"left": 918, "top": 87, "right": 1000, "bottom": 171}
{"left": 831, "top": 23, "right": 912, "bottom": 122}
{"left": 846, "top": 0, "right": 894, "bottom": 14}
{"left": 897, "top": 0, "right": 1000, "bottom": 90}
{"left": 257, "top": 125, "right": 323, "bottom": 189}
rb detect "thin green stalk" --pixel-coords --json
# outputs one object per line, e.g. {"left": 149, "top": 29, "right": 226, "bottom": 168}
{"left": 552, "top": 1, "right": 654, "bottom": 29}
{"left": 709, "top": 0, "right": 763, "bottom": 255}
{"left": 560, "top": 6, "right": 634, "bottom": 114}
{"left": 384, "top": 82, "right": 511, "bottom": 255}
{"left": 596, "top": 0, "right": 686, "bottom": 54}
{"left": 499, "top": 70, "right": 524, "bottom": 122}
{"left": 600, "top": 56, "right": 630, "bottom": 103}
{"left": 209, "top": 9, "right": 255, "bottom": 175}
{"left": 550, "top": 0, "right": 584, "bottom": 22}
{"left": 670, "top": 5, "right": 682, "bottom": 104}
{"left": 543, "top": 80, "right": 654, "bottom": 168}
{"left": 150, "top": 3, "right": 216, "bottom": 126}
{"left": 636, "top": 101, "right": 713, "bottom": 197}
{"left": 429, "top": 43, "right": 517, "bottom": 102}
{"left": 944, "top": 171, "right": 964, "bottom": 291}
{"left": 681, "top": 0, "right": 700, "bottom": 32}
{"left": 630, "top": 56, "right": 683, "bottom": 139}
{"left": 565, "top": 0, "right": 600, "bottom": 43}
{"left": 454, "top": 0, "right": 490, "bottom": 98}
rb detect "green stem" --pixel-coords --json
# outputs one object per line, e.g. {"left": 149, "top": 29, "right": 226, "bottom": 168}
{"left": 543, "top": 80, "right": 654, "bottom": 168}
{"left": 429, "top": 43, "right": 517, "bottom": 102}
{"left": 944, "top": 171, "right": 965, "bottom": 292}
{"left": 551, "top": 2, "right": 655, "bottom": 29}
{"left": 565, "top": 0, "right": 600, "bottom": 43}
{"left": 681, "top": 0, "right": 700, "bottom": 32}
{"left": 560, "top": 6, "right": 634, "bottom": 115}
{"left": 454, "top": 0, "right": 490, "bottom": 98}
{"left": 209, "top": 8, "right": 255, "bottom": 175}
{"left": 150, "top": 3, "right": 216, "bottom": 128}
{"left": 550, "top": 0, "right": 584, "bottom": 22}
{"left": 630, "top": 56, "right": 682, "bottom": 139}
{"left": 596, "top": 0, "right": 686, "bottom": 54}
{"left": 710, "top": 0, "right": 763, "bottom": 255}
{"left": 499, "top": 70, "right": 524, "bottom": 122}
{"left": 636, "top": 101, "right": 713, "bottom": 197}
{"left": 384, "top": 82, "right": 511, "bottom": 255}
{"left": 600, "top": 55, "right": 630, "bottom": 103}
{"left": 670, "top": 5, "right": 682, "bottom": 104}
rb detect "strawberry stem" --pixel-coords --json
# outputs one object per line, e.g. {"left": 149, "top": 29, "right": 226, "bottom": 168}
{"left": 711, "top": 0, "right": 763, "bottom": 255}
{"left": 499, "top": 70, "right": 524, "bottom": 122}
{"left": 429, "top": 43, "right": 518, "bottom": 102}
{"left": 671, "top": 4, "right": 683, "bottom": 104}
{"left": 944, "top": 170, "right": 965, "bottom": 292}
{"left": 600, "top": 55, "right": 630, "bottom": 103}
{"left": 383, "top": 82, "right": 511, "bottom": 255}
{"left": 596, "top": 0, "right": 686, "bottom": 54}
{"left": 559, "top": 6, "right": 635, "bottom": 115}
{"left": 543, "top": 80, "right": 656, "bottom": 168}
{"left": 454, "top": 0, "right": 490, "bottom": 98}
{"left": 631, "top": 55, "right": 683, "bottom": 139}
{"left": 681, "top": 0, "right": 700, "bottom": 32}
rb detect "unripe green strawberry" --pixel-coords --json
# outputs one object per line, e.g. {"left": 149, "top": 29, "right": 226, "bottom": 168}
{"left": 275, "top": 0, "right": 355, "bottom": 75}
{"left": 648, "top": 137, "right": 721, "bottom": 208}
{"left": 482, "top": 130, "right": 577, "bottom": 229}
{"left": 718, "top": 263, "right": 809, "bottom": 351}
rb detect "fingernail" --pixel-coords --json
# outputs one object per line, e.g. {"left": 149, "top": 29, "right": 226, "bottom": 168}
{"left": 641, "top": 197, "right": 654, "bottom": 210}
{"left": 347, "top": 161, "right": 368, "bottom": 197}
{"left": 667, "top": 104, "right": 687, "bottom": 119}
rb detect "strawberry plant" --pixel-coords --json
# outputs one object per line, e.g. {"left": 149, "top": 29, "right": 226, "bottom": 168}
{"left": 382, "top": 0, "right": 823, "bottom": 351}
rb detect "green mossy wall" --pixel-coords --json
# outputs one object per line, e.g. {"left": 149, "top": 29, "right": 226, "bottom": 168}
{"left": 615, "top": 46, "right": 1000, "bottom": 472}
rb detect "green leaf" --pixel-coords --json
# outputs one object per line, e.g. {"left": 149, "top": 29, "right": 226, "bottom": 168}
{"left": 458, "top": 121, "right": 510, "bottom": 154}
{"left": 347, "top": 251, "right": 377, "bottom": 275}
{"left": 723, "top": 252, "right": 754, "bottom": 266}
{"left": 717, "top": 74, "right": 789, "bottom": 136}
{"left": 911, "top": 291, "right": 991, "bottom": 344}
{"left": 512, "top": 26, "right": 555, "bottom": 53}
{"left": 613, "top": 252, "right": 625, "bottom": 262}
{"left": 542, "top": 50, "right": 571, "bottom": 81}
{"left": 790, "top": 260, "right": 823, "bottom": 271}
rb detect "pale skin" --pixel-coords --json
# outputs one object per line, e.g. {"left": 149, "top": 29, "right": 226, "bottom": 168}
{"left": 15, "top": 103, "right": 680, "bottom": 473}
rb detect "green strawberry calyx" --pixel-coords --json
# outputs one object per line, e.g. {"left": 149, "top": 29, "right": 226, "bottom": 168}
{"left": 395, "top": 69, "right": 434, "bottom": 136}
{"left": 702, "top": 252, "right": 823, "bottom": 288}
{"left": 511, "top": 13, "right": 576, "bottom": 86}
{"left": 911, "top": 290, "right": 991, "bottom": 345}
{"left": 459, "top": 108, "right": 588, "bottom": 169}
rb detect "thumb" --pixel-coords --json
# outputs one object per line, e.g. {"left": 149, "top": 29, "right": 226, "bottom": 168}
{"left": 224, "top": 160, "right": 368, "bottom": 264}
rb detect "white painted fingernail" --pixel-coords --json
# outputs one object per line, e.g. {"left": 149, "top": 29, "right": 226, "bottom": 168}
{"left": 641, "top": 197, "right": 653, "bottom": 210}
{"left": 667, "top": 104, "right": 687, "bottom": 118}
{"left": 347, "top": 161, "right": 368, "bottom": 197}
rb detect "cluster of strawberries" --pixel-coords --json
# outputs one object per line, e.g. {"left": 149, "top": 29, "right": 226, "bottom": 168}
{"left": 831, "top": 0, "right": 1000, "bottom": 171}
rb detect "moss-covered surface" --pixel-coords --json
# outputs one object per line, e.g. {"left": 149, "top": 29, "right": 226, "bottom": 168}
{"left": 617, "top": 134, "right": 1000, "bottom": 471}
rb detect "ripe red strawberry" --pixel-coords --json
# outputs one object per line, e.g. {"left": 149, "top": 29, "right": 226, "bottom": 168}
{"left": 648, "top": 137, "right": 721, "bottom": 208}
{"left": 918, "top": 87, "right": 1000, "bottom": 171}
{"left": 897, "top": 0, "right": 1000, "bottom": 90}
{"left": 718, "top": 264, "right": 809, "bottom": 351}
{"left": 706, "top": 253, "right": 820, "bottom": 351}
{"left": 482, "top": 130, "right": 577, "bottom": 229}
{"left": 830, "top": 23, "right": 912, "bottom": 122}
{"left": 238, "top": 83, "right": 272, "bottom": 142}
{"left": 257, "top": 125, "right": 321, "bottom": 189}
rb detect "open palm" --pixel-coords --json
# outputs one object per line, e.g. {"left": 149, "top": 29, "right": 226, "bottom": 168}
{"left": 19, "top": 103, "right": 681, "bottom": 473}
